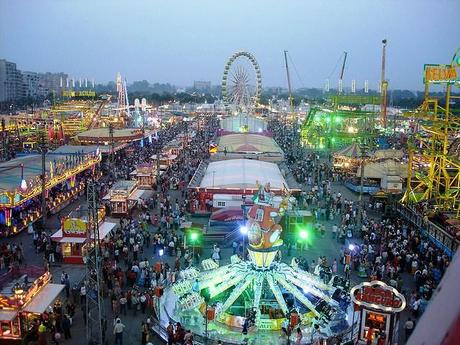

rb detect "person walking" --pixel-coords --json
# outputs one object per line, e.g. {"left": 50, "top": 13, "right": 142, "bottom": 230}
{"left": 295, "top": 327, "right": 303, "bottom": 345}
{"left": 113, "top": 318, "right": 125, "bottom": 345}
{"left": 166, "top": 322, "right": 174, "bottom": 345}
{"left": 404, "top": 318, "right": 415, "bottom": 341}
{"left": 141, "top": 321, "right": 149, "bottom": 345}
{"left": 62, "top": 315, "right": 72, "bottom": 339}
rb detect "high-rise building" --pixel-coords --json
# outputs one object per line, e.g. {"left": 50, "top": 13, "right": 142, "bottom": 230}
{"left": 38, "top": 72, "right": 68, "bottom": 96}
{"left": 22, "top": 71, "right": 42, "bottom": 98}
{"left": 193, "top": 80, "right": 211, "bottom": 93}
{"left": 0, "top": 59, "right": 24, "bottom": 102}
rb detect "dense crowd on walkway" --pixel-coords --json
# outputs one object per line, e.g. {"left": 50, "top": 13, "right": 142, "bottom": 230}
{"left": 0, "top": 117, "right": 452, "bottom": 345}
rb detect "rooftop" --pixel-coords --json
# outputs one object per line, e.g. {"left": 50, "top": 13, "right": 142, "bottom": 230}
{"left": 196, "top": 159, "right": 289, "bottom": 190}
{"left": 217, "top": 134, "right": 282, "bottom": 154}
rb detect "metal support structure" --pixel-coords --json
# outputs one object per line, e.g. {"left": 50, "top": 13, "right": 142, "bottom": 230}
{"left": 380, "top": 39, "right": 388, "bottom": 128}
{"left": 402, "top": 50, "right": 460, "bottom": 217}
{"left": 108, "top": 123, "right": 114, "bottom": 170}
{"left": 86, "top": 180, "right": 106, "bottom": 345}
{"left": 284, "top": 50, "right": 294, "bottom": 114}
{"left": 38, "top": 128, "right": 48, "bottom": 228}
{"left": 339, "top": 51, "right": 348, "bottom": 94}
{"left": 358, "top": 143, "right": 368, "bottom": 225}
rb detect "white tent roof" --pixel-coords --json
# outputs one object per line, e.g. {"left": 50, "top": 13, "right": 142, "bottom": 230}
{"left": 199, "top": 159, "right": 287, "bottom": 189}
{"left": 23, "top": 283, "right": 65, "bottom": 314}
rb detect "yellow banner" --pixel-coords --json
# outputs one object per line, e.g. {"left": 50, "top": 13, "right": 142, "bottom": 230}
{"left": 63, "top": 218, "right": 87, "bottom": 235}
{"left": 424, "top": 64, "right": 458, "bottom": 83}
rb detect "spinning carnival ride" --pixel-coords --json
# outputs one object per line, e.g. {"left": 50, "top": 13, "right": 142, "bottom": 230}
{"left": 162, "top": 183, "right": 350, "bottom": 341}
{"left": 222, "top": 51, "right": 262, "bottom": 121}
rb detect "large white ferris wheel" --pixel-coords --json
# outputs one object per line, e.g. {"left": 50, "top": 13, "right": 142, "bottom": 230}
{"left": 222, "top": 51, "right": 262, "bottom": 113}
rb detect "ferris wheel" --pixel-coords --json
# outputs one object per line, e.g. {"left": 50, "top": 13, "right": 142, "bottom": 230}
{"left": 222, "top": 51, "right": 262, "bottom": 112}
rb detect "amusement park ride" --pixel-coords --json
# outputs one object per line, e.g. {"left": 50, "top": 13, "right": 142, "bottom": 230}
{"left": 161, "top": 183, "right": 350, "bottom": 342}
{"left": 300, "top": 41, "right": 390, "bottom": 149}
{"left": 222, "top": 51, "right": 263, "bottom": 131}
{"left": 402, "top": 49, "right": 460, "bottom": 217}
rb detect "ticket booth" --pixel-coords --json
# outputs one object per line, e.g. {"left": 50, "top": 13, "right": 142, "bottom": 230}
{"left": 350, "top": 280, "right": 406, "bottom": 345}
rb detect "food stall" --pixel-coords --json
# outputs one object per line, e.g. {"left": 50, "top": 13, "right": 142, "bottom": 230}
{"left": 103, "top": 180, "right": 143, "bottom": 216}
{"left": 350, "top": 280, "right": 406, "bottom": 345}
{"left": 0, "top": 267, "right": 64, "bottom": 343}
{"left": 151, "top": 153, "right": 177, "bottom": 172}
{"left": 130, "top": 163, "right": 157, "bottom": 189}
{"left": 163, "top": 139, "right": 183, "bottom": 156}
{"left": 50, "top": 208, "right": 116, "bottom": 264}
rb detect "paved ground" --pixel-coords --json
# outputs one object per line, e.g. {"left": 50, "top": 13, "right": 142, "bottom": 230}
{"left": 0, "top": 170, "right": 418, "bottom": 345}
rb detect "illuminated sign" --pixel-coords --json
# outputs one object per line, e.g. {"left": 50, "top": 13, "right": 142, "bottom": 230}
{"left": 63, "top": 218, "right": 87, "bottom": 236}
{"left": 424, "top": 64, "right": 459, "bottom": 84}
{"left": 350, "top": 280, "right": 406, "bottom": 313}
{"left": 62, "top": 90, "right": 96, "bottom": 98}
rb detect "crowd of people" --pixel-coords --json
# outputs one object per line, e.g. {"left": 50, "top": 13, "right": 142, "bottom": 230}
{"left": 0, "top": 117, "right": 453, "bottom": 345}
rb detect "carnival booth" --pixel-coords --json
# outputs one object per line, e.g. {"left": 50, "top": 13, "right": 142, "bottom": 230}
{"left": 131, "top": 163, "right": 157, "bottom": 189}
{"left": 51, "top": 208, "right": 116, "bottom": 264}
{"left": 0, "top": 150, "right": 100, "bottom": 236}
{"left": 0, "top": 267, "right": 64, "bottom": 342}
{"left": 187, "top": 159, "right": 300, "bottom": 214}
{"left": 350, "top": 281, "right": 406, "bottom": 345}
{"left": 163, "top": 139, "right": 183, "bottom": 156}
{"left": 332, "top": 143, "right": 363, "bottom": 170}
{"left": 151, "top": 153, "right": 177, "bottom": 172}
{"left": 103, "top": 180, "right": 142, "bottom": 216}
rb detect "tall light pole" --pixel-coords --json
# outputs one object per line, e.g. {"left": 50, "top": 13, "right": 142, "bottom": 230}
{"left": 380, "top": 39, "right": 388, "bottom": 129}
{"left": 38, "top": 127, "right": 48, "bottom": 229}
{"left": 358, "top": 143, "right": 368, "bottom": 225}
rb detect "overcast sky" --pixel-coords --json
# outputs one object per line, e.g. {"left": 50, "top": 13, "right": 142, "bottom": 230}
{"left": 1, "top": 0, "right": 458, "bottom": 90}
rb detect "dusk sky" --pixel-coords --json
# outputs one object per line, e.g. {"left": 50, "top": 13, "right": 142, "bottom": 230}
{"left": 1, "top": 0, "right": 458, "bottom": 90}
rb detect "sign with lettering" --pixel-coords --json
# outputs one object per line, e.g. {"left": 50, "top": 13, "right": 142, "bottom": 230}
{"left": 63, "top": 218, "right": 87, "bottom": 236}
{"left": 424, "top": 64, "right": 459, "bottom": 84}
{"left": 62, "top": 90, "right": 96, "bottom": 98}
{"left": 350, "top": 280, "right": 406, "bottom": 313}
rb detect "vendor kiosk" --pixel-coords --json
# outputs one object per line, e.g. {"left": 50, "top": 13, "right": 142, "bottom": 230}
{"left": 0, "top": 267, "right": 64, "bottom": 342}
{"left": 350, "top": 280, "right": 406, "bottom": 345}
{"left": 131, "top": 163, "right": 157, "bottom": 189}
{"left": 103, "top": 180, "right": 142, "bottom": 216}
{"left": 51, "top": 209, "right": 116, "bottom": 264}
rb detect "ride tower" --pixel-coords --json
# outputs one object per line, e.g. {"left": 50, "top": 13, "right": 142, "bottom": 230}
{"left": 402, "top": 50, "right": 460, "bottom": 217}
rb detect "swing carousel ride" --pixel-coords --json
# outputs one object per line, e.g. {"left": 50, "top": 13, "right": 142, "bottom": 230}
{"left": 160, "top": 183, "right": 350, "bottom": 343}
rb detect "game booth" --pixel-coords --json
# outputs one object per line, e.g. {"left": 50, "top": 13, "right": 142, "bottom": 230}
{"left": 0, "top": 150, "right": 101, "bottom": 236}
{"left": 103, "top": 180, "right": 143, "bottom": 216}
{"left": 350, "top": 280, "right": 406, "bottom": 345}
{"left": 0, "top": 267, "right": 64, "bottom": 343}
{"left": 51, "top": 208, "right": 117, "bottom": 264}
{"left": 130, "top": 163, "right": 157, "bottom": 189}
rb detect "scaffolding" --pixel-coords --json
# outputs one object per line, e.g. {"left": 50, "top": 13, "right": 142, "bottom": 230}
{"left": 86, "top": 180, "right": 106, "bottom": 345}
{"left": 402, "top": 51, "right": 460, "bottom": 217}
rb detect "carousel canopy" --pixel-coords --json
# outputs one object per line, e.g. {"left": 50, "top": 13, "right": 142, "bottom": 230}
{"left": 334, "top": 143, "right": 362, "bottom": 159}
{"left": 199, "top": 159, "right": 288, "bottom": 190}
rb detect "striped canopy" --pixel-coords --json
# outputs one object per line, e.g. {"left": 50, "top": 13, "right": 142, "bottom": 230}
{"left": 334, "top": 143, "right": 362, "bottom": 159}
